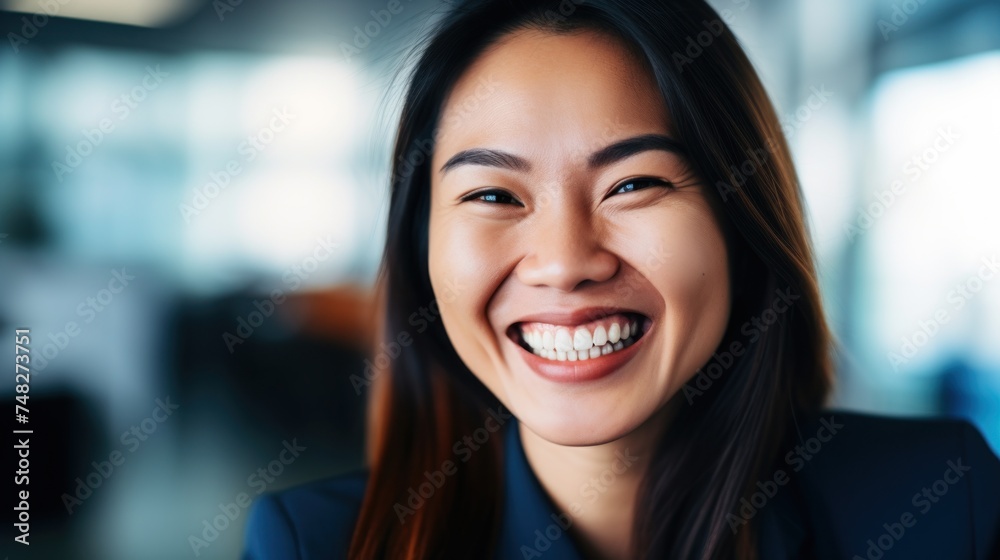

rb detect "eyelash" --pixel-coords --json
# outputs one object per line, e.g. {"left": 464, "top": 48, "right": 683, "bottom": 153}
{"left": 609, "top": 177, "right": 675, "bottom": 197}
{"left": 461, "top": 177, "right": 674, "bottom": 206}
{"left": 465, "top": 190, "right": 523, "bottom": 206}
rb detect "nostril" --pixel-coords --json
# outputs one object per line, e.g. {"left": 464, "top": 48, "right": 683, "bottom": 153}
{"left": 514, "top": 246, "right": 621, "bottom": 292}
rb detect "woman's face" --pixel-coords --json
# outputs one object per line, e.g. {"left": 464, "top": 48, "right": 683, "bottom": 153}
{"left": 428, "top": 29, "right": 731, "bottom": 446}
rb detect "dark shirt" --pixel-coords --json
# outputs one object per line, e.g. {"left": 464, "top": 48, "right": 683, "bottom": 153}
{"left": 242, "top": 411, "right": 1000, "bottom": 559}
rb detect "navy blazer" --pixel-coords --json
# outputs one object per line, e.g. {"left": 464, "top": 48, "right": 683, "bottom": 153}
{"left": 242, "top": 411, "right": 1000, "bottom": 559}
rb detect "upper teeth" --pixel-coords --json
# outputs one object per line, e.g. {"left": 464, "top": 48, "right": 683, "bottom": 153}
{"left": 519, "top": 316, "right": 643, "bottom": 361}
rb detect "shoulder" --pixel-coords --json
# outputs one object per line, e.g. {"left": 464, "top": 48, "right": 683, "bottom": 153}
{"left": 794, "top": 410, "right": 1000, "bottom": 480}
{"left": 241, "top": 469, "right": 369, "bottom": 560}
{"left": 791, "top": 410, "right": 1000, "bottom": 559}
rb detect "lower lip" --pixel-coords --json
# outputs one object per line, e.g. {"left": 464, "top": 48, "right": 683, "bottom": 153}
{"left": 512, "top": 325, "right": 651, "bottom": 383}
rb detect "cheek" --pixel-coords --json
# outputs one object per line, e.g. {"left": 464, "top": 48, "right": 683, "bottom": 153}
{"left": 428, "top": 213, "right": 511, "bottom": 369}
{"left": 627, "top": 205, "right": 730, "bottom": 375}
{"left": 649, "top": 223, "right": 727, "bottom": 307}
{"left": 622, "top": 202, "right": 729, "bottom": 297}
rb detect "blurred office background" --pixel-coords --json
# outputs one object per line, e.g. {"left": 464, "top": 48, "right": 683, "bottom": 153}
{"left": 0, "top": 0, "right": 998, "bottom": 558}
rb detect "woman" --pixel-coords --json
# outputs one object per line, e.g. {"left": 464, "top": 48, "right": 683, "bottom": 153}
{"left": 243, "top": 0, "right": 1000, "bottom": 558}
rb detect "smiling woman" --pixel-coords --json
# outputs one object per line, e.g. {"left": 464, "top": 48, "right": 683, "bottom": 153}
{"left": 428, "top": 29, "right": 733, "bottom": 452}
{"left": 241, "top": 1, "right": 1000, "bottom": 559}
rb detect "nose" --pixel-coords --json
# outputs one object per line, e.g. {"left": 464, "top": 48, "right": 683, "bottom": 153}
{"left": 514, "top": 205, "right": 620, "bottom": 292}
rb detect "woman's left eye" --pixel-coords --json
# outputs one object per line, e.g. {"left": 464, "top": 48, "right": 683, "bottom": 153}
{"left": 611, "top": 177, "right": 674, "bottom": 196}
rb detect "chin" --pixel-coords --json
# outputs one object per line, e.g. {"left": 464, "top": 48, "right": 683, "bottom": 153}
{"left": 513, "top": 394, "right": 659, "bottom": 447}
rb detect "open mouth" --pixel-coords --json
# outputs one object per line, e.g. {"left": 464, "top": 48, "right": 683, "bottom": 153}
{"left": 507, "top": 311, "right": 651, "bottom": 362}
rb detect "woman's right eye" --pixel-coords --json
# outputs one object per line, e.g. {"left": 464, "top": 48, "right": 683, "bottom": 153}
{"left": 462, "top": 189, "right": 523, "bottom": 206}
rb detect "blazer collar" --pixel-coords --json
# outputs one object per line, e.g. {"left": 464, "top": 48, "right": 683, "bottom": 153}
{"left": 497, "top": 419, "right": 808, "bottom": 559}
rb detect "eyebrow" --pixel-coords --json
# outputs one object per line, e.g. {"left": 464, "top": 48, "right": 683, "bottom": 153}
{"left": 439, "top": 133, "right": 686, "bottom": 175}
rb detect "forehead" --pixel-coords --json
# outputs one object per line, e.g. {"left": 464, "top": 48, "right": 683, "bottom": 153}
{"left": 433, "top": 29, "right": 672, "bottom": 167}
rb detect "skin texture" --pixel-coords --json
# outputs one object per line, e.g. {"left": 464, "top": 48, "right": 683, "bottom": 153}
{"left": 427, "top": 29, "right": 731, "bottom": 558}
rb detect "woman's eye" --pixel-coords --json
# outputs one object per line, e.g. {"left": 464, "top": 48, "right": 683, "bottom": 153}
{"left": 611, "top": 177, "right": 674, "bottom": 196}
{"left": 463, "top": 189, "right": 523, "bottom": 206}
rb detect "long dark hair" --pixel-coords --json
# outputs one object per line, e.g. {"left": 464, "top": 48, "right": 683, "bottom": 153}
{"left": 351, "top": 0, "right": 833, "bottom": 558}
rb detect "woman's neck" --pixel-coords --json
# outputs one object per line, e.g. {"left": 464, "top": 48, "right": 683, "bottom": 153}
{"left": 518, "top": 403, "right": 677, "bottom": 560}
